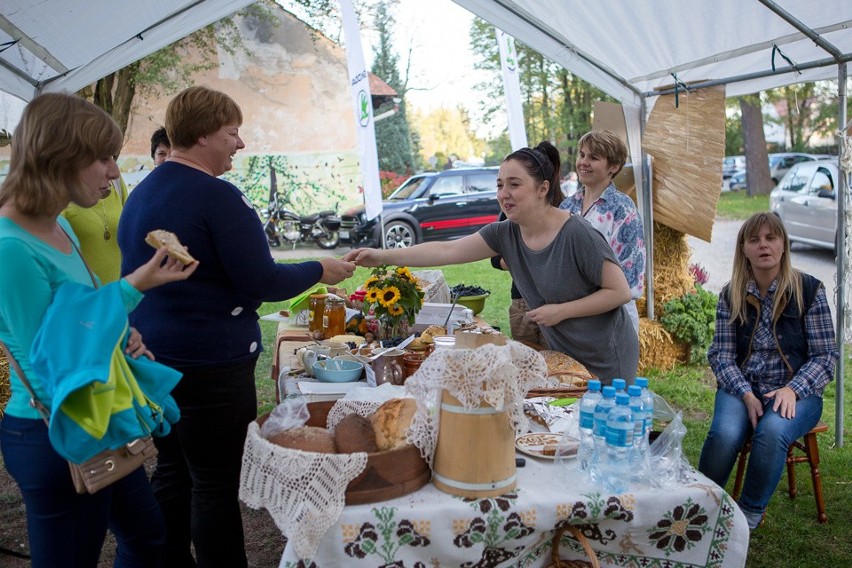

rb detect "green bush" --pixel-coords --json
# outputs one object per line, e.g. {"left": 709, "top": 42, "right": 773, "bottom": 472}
{"left": 660, "top": 284, "right": 718, "bottom": 364}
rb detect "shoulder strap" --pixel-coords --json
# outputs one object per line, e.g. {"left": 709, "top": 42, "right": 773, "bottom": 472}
{"left": 60, "top": 226, "right": 99, "bottom": 289}
{"left": 0, "top": 340, "right": 50, "bottom": 423}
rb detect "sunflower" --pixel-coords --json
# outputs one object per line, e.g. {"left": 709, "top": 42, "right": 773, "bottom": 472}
{"left": 365, "top": 288, "right": 380, "bottom": 303}
{"left": 365, "top": 275, "right": 380, "bottom": 288}
{"left": 388, "top": 304, "right": 405, "bottom": 316}
{"left": 378, "top": 286, "right": 401, "bottom": 307}
{"left": 395, "top": 266, "right": 414, "bottom": 281}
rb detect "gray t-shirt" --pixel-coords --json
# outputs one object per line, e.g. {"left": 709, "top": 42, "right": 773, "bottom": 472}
{"left": 479, "top": 216, "right": 639, "bottom": 382}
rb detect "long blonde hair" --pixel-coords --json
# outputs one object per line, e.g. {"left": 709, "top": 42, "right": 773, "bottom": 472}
{"left": 728, "top": 212, "right": 803, "bottom": 324}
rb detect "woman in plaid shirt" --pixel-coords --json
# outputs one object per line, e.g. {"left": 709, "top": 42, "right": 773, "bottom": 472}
{"left": 697, "top": 212, "right": 838, "bottom": 529}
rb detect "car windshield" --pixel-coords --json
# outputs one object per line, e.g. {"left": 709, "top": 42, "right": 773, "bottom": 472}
{"left": 389, "top": 176, "right": 429, "bottom": 200}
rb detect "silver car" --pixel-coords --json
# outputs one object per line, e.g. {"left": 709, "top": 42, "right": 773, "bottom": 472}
{"left": 769, "top": 161, "right": 843, "bottom": 251}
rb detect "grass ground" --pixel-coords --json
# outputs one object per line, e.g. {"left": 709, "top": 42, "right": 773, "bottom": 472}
{"left": 715, "top": 191, "right": 770, "bottom": 220}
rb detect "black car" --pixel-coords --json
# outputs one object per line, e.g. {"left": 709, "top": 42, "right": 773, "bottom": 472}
{"left": 339, "top": 167, "right": 500, "bottom": 248}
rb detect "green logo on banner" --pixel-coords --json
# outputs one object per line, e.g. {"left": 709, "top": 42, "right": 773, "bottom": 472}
{"left": 358, "top": 90, "right": 370, "bottom": 127}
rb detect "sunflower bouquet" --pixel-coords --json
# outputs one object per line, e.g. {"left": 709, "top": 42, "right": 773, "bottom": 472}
{"left": 361, "top": 265, "right": 425, "bottom": 339}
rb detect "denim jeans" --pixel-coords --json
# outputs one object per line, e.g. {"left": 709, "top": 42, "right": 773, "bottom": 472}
{"left": 151, "top": 357, "right": 258, "bottom": 568}
{"left": 698, "top": 388, "right": 823, "bottom": 526}
{"left": 0, "top": 415, "right": 165, "bottom": 567}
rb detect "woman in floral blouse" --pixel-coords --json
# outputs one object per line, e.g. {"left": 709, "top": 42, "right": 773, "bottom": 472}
{"left": 559, "top": 130, "right": 645, "bottom": 332}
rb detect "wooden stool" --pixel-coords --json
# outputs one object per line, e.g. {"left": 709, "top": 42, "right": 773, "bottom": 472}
{"left": 731, "top": 421, "right": 828, "bottom": 524}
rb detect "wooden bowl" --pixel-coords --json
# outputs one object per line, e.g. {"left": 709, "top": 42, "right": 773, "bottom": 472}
{"left": 258, "top": 400, "right": 430, "bottom": 505}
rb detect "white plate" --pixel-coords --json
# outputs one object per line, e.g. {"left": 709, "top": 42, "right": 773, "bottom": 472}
{"left": 515, "top": 433, "right": 578, "bottom": 460}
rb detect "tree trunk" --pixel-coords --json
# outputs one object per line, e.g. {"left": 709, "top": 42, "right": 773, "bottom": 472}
{"left": 111, "top": 63, "right": 139, "bottom": 137}
{"left": 739, "top": 97, "right": 773, "bottom": 196}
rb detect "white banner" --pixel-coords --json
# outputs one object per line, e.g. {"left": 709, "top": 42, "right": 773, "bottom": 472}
{"left": 497, "top": 29, "right": 527, "bottom": 151}
{"left": 339, "top": 0, "right": 383, "bottom": 221}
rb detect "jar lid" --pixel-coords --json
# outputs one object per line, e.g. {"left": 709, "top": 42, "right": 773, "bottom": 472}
{"left": 309, "top": 293, "right": 327, "bottom": 299}
{"left": 325, "top": 296, "right": 345, "bottom": 305}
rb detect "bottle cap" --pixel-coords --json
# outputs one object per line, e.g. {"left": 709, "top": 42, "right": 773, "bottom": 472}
{"left": 612, "top": 378, "right": 626, "bottom": 391}
{"left": 615, "top": 392, "right": 630, "bottom": 405}
{"left": 602, "top": 386, "right": 616, "bottom": 398}
{"left": 588, "top": 379, "right": 601, "bottom": 392}
{"left": 628, "top": 385, "right": 642, "bottom": 396}
{"left": 635, "top": 377, "right": 648, "bottom": 387}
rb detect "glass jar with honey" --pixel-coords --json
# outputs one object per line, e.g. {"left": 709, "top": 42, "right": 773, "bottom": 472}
{"left": 323, "top": 296, "right": 346, "bottom": 338}
{"left": 308, "top": 294, "right": 327, "bottom": 335}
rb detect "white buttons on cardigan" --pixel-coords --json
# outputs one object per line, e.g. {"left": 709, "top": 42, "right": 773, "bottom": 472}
{"left": 241, "top": 196, "right": 253, "bottom": 209}
{"left": 249, "top": 342, "right": 258, "bottom": 353}
{"left": 231, "top": 307, "right": 243, "bottom": 316}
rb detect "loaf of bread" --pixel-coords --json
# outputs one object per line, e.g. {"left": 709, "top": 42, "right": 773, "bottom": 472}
{"left": 267, "top": 426, "right": 336, "bottom": 454}
{"left": 369, "top": 398, "right": 417, "bottom": 451}
{"left": 334, "top": 413, "right": 379, "bottom": 454}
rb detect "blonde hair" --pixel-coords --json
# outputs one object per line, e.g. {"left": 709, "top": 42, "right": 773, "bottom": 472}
{"left": 166, "top": 86, "right": 243, "bottom": 149}
{"left": 577, "top": 130, "right": 628, "bottom": 178}
{"left": 0, "top": 93, "right": 122, "bottom": 216}
{"left": 728, "top": 212, "right": 803, "bottom": 324}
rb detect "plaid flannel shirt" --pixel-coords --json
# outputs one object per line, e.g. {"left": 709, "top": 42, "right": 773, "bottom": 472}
{"left": 707, "top": 278, "right": 838, "bottom": 400}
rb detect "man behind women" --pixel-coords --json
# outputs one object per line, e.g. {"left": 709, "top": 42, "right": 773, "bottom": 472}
{"left": 698, "top": 212, "right": 837, "bottom": 529}
{"left": 151, "top": 126, "right": 171, "bottom": 166}
{"left": 0, "top": 92, "right": 197, "bottom": 567}
{"left": 560, "top": 130, "right": 645, "bottom": 333}
{"left": 346, "top": 141, "right": 638, "bottom": 383}
{"left": 118, "top": 86, "right": 355, "bottom": 567}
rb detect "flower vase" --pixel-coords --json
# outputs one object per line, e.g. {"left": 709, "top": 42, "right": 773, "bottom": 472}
{"left": 379, "top": 319, "right": 410, "bottom": 343}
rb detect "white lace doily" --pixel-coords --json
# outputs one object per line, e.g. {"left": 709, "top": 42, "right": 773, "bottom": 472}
{"left": 405, "top": 340, "right": 547, "bottom": 466}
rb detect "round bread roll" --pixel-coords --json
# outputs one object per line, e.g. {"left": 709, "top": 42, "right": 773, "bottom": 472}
{"left": 369, "top": 398, "right": 417, "bottom": 451}
{"left": 334, "top": 413, "right": 379, "bottom": 454}
{"left": 267, "top": 426, "right": 336, "bottom": 454}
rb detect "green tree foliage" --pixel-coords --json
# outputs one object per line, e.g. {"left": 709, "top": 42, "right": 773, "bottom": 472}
{"left": 411, "top": 106, "right": 483, "bottom": 169}
{"left": 469, "top": 18, "right": 612, "bottom": 168}
{"left": 370, "top": 1, "right": 416, "bottom": 175}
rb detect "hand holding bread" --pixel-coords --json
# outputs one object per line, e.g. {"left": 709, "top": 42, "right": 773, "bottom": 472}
{"left": 124, "top": 238, "right": 198, "bottom": 292}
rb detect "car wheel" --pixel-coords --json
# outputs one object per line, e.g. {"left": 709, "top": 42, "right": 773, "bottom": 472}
{"left": 383, "top": 221, "right": 416, "bottom": 248}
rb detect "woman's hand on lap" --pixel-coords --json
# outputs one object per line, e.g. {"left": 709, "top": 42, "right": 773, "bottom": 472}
{"left": 742, "top": 391, "right": 764, "bottom": 428}
{"left": 764, "top": 386, "right": 797, "bottom": 419}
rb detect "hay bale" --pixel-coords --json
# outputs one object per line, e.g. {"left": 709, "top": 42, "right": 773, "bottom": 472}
{"left": 637, "top": 222, "right": 695, "bottom": 318}
{"left": 638, "top": 318, "right": 689, "bottom": 373}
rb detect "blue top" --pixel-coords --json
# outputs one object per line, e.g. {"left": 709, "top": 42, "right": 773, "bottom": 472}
{"left": 118, "top": 161, "right": 324, "bottom": 367}
{"left": 0, "top": 216, "right": 142, "bottom": 419}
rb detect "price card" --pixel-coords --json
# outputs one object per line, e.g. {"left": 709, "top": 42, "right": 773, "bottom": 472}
{"left": 364, "top": 363, "right": 377, "bottom": 387}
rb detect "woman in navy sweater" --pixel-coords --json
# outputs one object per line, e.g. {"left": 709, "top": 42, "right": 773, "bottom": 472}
{"left": 118, "top": 86, "right": 354, "bottom": 568}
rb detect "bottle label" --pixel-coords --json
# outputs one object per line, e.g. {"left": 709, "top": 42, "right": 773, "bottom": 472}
{"left": 579, "top": 410, "right": 595, "bottom": 429}
{"left": 606, "top": 422, "right": 633, "bottom": 447}
{"left": 322, "top": 315, "right": 329, "bottom": 328}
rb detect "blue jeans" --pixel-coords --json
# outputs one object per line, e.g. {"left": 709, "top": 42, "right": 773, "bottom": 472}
{"left": 698, "top": 388, "right": 823, "bottom": 525}
{"left": 151, "top": 357, "right": 258, "bottom": 568}
{"left": 0, "top": 415, "right": 165, "bottom": 567}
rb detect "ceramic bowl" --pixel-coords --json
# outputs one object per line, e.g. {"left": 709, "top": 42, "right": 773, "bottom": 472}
{"left": 456, "top": 293, "right": 489, "bottom": 315}
{"left": 312, "top": 359, "right": 364, "bottom": 383}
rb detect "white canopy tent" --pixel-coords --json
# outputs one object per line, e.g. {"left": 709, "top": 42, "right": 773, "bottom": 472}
{"left": 454, "top": 0, "right": 851, "bottom": 444}
{"left": 0, "top": 0, "right": 849, "bottom": 440}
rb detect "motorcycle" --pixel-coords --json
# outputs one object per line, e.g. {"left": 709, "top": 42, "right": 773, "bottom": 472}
{"left": 261, "top": 191, "right": 342, "bottom": 250}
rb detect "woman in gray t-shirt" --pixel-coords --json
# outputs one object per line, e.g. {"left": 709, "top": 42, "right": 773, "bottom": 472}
{"left": 344, "top": 141, "right": 638, "bottom": 383}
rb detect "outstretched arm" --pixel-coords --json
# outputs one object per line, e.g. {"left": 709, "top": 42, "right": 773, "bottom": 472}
{"left": 343, "top": 233, "right": 497, "bottom": 267}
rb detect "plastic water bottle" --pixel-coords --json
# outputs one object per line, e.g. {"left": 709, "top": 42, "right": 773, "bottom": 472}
{"left": 589, "top": 386, "right": 616, "bottom": 483}
{"left": 604, "top": 393, "right": 634, "bottom": 493}
{"left": 576, "top": 380, "right": 602, "bottom": 471}
{"left": 628, "top": 385, "right": 649, "bottom": 481}
{"left": 612, "top": 378, "right": 626, "bottom": 394}
{"left": 635, "top": 377, "right": 655, "bottom": 444}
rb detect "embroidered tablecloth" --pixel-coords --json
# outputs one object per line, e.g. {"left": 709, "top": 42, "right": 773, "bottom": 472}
{"left": 277, "top": 457, "right": 749, "bottom": 567}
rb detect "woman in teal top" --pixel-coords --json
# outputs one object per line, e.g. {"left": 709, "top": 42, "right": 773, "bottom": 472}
{"left": 0, "top": 92, "right": 197, "bottom": 567}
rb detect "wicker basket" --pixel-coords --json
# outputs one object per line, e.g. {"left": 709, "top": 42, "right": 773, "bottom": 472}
{"left": 546, "top": 525, "right": 600, "bottom": 568}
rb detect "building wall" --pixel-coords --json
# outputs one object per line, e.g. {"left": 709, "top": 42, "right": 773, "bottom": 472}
{"left": 120, "top": 7, "right": 362, "bottom": 214}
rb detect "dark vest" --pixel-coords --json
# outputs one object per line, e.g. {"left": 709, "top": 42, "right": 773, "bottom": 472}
{"left": 728, "top": 274, "right": 820, "bottom": 379}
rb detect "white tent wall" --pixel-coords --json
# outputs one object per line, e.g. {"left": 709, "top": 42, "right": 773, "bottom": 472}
{"left": 455, "top": 0, "right": 851, "bottom": 445}
{"left": 0, "top": 0, "right": 256, "bottom": 102}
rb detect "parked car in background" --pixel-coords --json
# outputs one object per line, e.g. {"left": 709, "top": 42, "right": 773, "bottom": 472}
{"left": 770, "top": 160, "right": 842, "bottom": 251}
{"left": 727, "top": 170, "right": 748, "bottom": 191}
{"left": 722, "top": 155, "right": 745, "bottom": 180}
{"left": 339, "top": 167, "right": 500, "bottom": 248}
{"left": 768, "top": 152, "right": 822, "bottom": 185}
